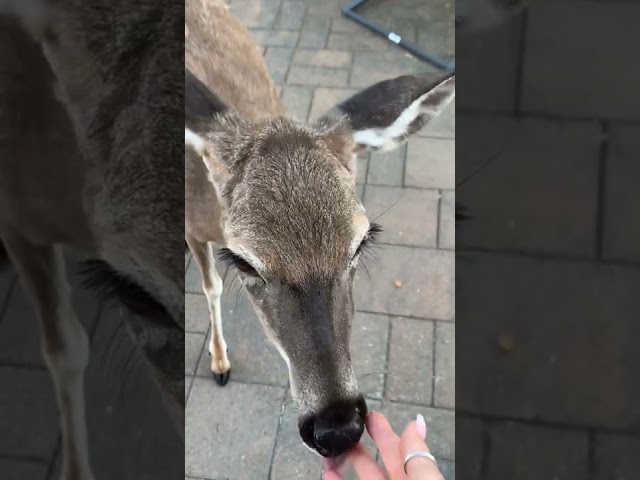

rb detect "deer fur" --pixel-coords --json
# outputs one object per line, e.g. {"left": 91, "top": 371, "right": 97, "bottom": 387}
{"left": 185, "top": 0, "right": 455, "bottom": 459}
{"left": 1, "top": 1, "right": 184, "bottom": 478}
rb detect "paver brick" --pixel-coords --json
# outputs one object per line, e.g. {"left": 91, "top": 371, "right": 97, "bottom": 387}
{"left": 354, "top": 245, "right": 454, "bottom": 321}
{"left": 405, "top": 137, "right": 455, "bottom": 189}
{"left": 287, "top": 65, "right": 349, "bottom": 87}
{"left": 0, "top": 367, "right": 59, "bottom": 460}
{"left": 356, "top": 153, "right": 369, "bottom": 185}
{"left": 308, "top": 87, "right": 357, "bottom": 120}
{"left": 350, "top": 312, "right": 390, "bottom": 400}
{"left": 487, "top": 422, "right": 589, "bottom": 480}
{"left": 275, "top": 1, "right": 307, "bottom": 30}
{"left": 366, "top": 144, "right": 406, "bottom": 187}
{"left": 350, "top": 52, "right": 435, "bottom": 88}
{"left": 434, "top": 321, "right": 454, "bottom": 408}
{"left": 594, "top": 433, "right": 640, "bottom": 480}
{"left": 456, "top": 11, "right": 522, "bottom": 112}
{"left": 251, "top": 29, "right": 299, "bottom": 47}
{"left": 292, "top": 48, "right": 352, "bottom": 69}
{"left": 456, "top": 252, "right": 640, "bottom": 430}
{"left": 438, "top": 190, "right": 455, "bottom": 250}
{"left": 230, "top": 0, "right": 281, "bottom": 29}
{"left": 386, "top": 317, "right": 434, "bottom": 405}
{"left": 363, "top": 185, "right": 440, "bottom": 248}
{"left": 331, "top": 15, "right": 364, "bottom": 34}
{"left": 522, "top": 2, "right": 640, "bottom": 119}
{"left": 0, "top": 459, "right": 48, "bottom": 480}
{"left": 185, "top": 293, "right": 210, "bottom": 334}
{"left": 327, "top": 31, "right": 391, "bottom": 52}
{"left": 281, "top": 85, "right": 314, "bottom": 120}
{"left": 603, "top": 125, "right": 640, "bottom": 263}
{"left": 456, "top": 417, "right": 484, "bottom": 480}
{"left": 264, "top": 46, "right": 294, "bottom": 83}
{"left": 186, "top": 332, "right": 206, "bottom": 375}
{"left": 456, "top": 116, "right": 600, "bottom": 257}
{"left": 419, "top": 99, "right": 455, "bottom": 139}
{"left": 185, "top": 379, "right": 285, "bottom": 480}
{"left": 298, "top": 15, "right": 331, "bottom": 48}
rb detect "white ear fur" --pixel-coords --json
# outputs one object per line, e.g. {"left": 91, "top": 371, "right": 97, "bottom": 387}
{"left": 419, "top": 75, "right": 455, "bottom": 117}
{"left": 352, "top": 76, "right": 455, "bottom": 152}
{"left": 185, "top": 127, "right": 206, "bottom": 156}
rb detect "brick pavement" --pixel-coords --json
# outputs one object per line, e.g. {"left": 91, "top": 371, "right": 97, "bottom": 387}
{"left": 185, "top": 0, "right": 455, "bottom": 479}
{"left": 456, "top": 0, "right": 640, "bottom": 478}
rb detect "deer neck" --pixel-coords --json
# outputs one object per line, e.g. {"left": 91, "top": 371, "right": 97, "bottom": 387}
{"left": 185, "top": 0, "right": 286, "bottom": 121}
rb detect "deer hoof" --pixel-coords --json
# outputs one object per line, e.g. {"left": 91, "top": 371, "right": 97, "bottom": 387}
{"left": 213, "top": 370, "right": 230, "bottom": 386}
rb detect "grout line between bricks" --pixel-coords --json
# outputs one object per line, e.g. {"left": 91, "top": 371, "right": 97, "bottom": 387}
{"left": 272, "top": 0, "right": 285, "bottom": 30}
{"left": 45, "top": 434, "right": 62, "bottom": 480}
{"left": 588, "top": 428, "right": 597, "bottom": 480}
{"left": 283, "top": 3, "right": 309, "bottom": 85}
{"left": 480, "top": 421, "right": 491, "bottom": 480}
{"left": 0, "top": 453, "right": 50, "bottom": 464}
{"left": 595, "top": 121, "right": 609, "bottom": 260}
{"left": 381, "top": 314, "right": 393, "bottom": 401}
{"left": 513, "top": 7, "right": 529, "bottom": 116}
{"left": 430, "top": 320, "right": 437, "bottom": 407}
{"left": 458, "top": 106, "right": 640, "bottom": 125}
{"left": 457, "top": 411, "right": 640, "bottom": 436}
{"left": 356, "top": 309, "right": 453, "bottom": 323}
{"left": 385, "top": 398, "right": 454, "bottom": 413}
{"left": 400, "top": 143, "right": 408, "bottom": 188}
{"left": 346, "top": 29, "right": 357, "bottom": 86}
{"left": 458, "top": 244, "right": 640, "bottom": 269}
{"left": 435, "top": 188, "right": 442, "bottom": 248}
{"left": 266, "top": 391, "right": 287, "bottom": 479}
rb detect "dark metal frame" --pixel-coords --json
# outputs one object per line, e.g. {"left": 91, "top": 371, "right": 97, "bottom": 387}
{"left": 341, "top": 0, "right": 455, "bottom": 72}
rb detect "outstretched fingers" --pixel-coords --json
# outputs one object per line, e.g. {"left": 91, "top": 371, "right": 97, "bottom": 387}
{"left": 399, "top": 416, "right": 443, "bottom": 480}
{"left": 366, "top": 411, "right": 405, "bottom": 478}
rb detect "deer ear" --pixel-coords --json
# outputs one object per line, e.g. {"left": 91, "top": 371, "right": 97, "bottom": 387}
{"left": 322, "top": 73, "right": 455, "bottom": 153}
{"left": 313, "top": 118, "right": 356, "bottom": 177}
{"left": 185, "top": 127, "right": 232, "bottom": 199}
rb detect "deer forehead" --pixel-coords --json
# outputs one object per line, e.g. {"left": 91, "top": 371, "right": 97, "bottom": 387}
{"left": 226, "top": 209, "right": 369, "bottom": 278}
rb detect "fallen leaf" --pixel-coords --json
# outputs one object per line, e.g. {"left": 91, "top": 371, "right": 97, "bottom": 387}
{"left": 394, "top": 280, "right": 403, "bottom": 288}
{"left": 498, "top": 335, "right": 516, "bottom": 353}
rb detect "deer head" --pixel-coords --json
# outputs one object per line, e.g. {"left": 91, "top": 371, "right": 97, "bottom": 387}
{"left": 185, "top": 72, "right": 455, "bottom": 457}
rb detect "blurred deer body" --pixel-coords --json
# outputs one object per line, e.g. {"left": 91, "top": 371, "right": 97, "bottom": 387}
{"left": 1, "top": 1, "right": 184, "bottom": 478}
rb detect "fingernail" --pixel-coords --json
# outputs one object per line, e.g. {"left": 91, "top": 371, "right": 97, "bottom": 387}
{"left": 416, "top": 413, "right": 427, "bottom": 439}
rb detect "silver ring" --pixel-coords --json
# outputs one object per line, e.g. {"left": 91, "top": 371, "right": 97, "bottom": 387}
{"left": 403, "top": 450, "right": 437, "bottom": 474}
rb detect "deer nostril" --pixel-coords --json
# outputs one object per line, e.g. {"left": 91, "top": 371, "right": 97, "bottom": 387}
{"left": 312, "top": 406, "right": 365, "bottom": 457}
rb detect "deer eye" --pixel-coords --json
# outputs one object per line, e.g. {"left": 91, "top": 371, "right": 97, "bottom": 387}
{"left": 353, "top": 222, "right": 383, "bottom": 259}
{"left": 218, "top": 248, "right": 260, "bottom": 277}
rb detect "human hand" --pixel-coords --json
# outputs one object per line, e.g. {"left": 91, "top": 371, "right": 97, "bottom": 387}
{"left": 322, "top": 411, "right": 444, "bottom": 480}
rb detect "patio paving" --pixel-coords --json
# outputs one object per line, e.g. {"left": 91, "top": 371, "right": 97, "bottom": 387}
{"left": 186, "top": 0, "right": 455, "bottom": 478}
{"left": 456, "top": 0, "right": 640, "bottom": 478}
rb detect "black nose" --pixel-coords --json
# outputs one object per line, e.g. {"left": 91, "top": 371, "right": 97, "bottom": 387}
{"left": 306, "top": 398, "right": 367, "bottom": 457}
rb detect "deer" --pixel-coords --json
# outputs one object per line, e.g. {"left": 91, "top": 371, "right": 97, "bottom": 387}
{"left": 1, "top": 1, "right": 184, "bottom": 479}
{"left": 185, "top": 0, "right": 455, "bottom": 460}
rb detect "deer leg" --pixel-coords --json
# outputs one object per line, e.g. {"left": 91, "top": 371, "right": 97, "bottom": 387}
{"left": 2, "top": 235, "right": 94, "bottom": 480}
{"left": 186, "top": 236, "right": 230, "bottom": 386}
